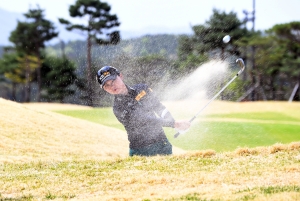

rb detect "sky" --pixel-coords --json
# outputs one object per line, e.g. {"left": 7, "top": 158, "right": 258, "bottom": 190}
{"left": 1, "top": 0, "right": 300, "bottom": 43}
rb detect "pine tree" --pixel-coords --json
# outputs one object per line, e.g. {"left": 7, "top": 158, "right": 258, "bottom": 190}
{"left": 269, "top": 22, "right": 300, "bottom": 100}
{"left": 59, "top": 0, "right": 120, "bottom": 106}
{"left": 42, "top": 56, "right": 77, "bottom": 103}
{"left": 9, "top": 6, "right": 58, "bottom": 102}
{"left": 177, "top": 9, "right": 249, "bottom": 73}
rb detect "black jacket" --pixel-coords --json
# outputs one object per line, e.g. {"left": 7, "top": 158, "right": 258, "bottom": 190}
{"left": 113, "top": 84, "right": 175, "bottom": 149}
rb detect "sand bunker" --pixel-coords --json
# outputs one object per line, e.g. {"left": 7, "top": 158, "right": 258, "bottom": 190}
{"left": 0, "top": 98, "right": 129, "bottom": 162}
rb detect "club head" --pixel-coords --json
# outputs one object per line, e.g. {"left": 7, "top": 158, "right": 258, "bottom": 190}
{"left": 236, "top": 58, "right": 245, "bottom": 70}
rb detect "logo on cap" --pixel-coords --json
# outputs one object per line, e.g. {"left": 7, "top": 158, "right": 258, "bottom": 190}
{"left": 99, "top": 72, "right": 111, "bottom": 82}
{"left": 103, "top": 72, "right": 110, "bottom": 76}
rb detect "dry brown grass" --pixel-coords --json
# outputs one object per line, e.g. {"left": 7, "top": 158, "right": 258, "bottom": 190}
{"left": 176, "top": 149, "right": 217, "bottom": 158}
{"left": 234, "top": 142, "right": 300, "bottom": 156}
{"left": 3, "top": 143, "right": 296, "bottom": 201}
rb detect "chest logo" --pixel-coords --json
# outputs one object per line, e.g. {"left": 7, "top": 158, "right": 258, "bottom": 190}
{"left": 135, "top": 90, "right": 146, "bottom": 101}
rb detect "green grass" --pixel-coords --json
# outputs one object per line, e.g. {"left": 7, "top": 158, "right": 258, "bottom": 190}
{"left": 206, "top": 111, "right": 300, "bottom": 122}
{"left": 54, "top": 109, "right": 300, "bottom": 152}
{"left": 166, "top": 121, "right": 300, "bottom": 152}
{"left": 260, "top": 185, "right": 300, "bottom": 194}
{"left": 54, "top": 108, "right": 125, "bottom": 131}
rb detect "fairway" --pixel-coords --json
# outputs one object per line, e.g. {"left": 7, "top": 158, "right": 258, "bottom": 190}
{"left": 54, "top": 101, "right": 300, "bottom": 152}
{"left": 167, "top": 121, "right": 300, "bottom": 151}
{"left": 54, "top": 108, "right": 125, "bottom": 131}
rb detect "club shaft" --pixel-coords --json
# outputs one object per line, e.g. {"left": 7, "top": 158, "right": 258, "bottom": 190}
{"left": 174, "top": 60, "right": 245, "bottom": 138}
{"left": 173, "top": 75, "right": 238, "bottom": 138}
{"left": 192, "top": 74, "right": 238, "bottom": 120}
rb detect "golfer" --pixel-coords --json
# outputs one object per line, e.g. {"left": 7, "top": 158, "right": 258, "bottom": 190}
{"left": 96, "top": 66, "right": 190, "bottom": 156}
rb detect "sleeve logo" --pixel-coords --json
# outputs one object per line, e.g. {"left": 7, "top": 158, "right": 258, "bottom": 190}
{"left": 135, "top": 90, "right": 146, "bottom": 101}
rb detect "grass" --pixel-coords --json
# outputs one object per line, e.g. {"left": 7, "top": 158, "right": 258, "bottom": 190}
{"left": 166, "top": 121, "right": 300, "bottom": 151}
{"left": 206, "top": 111, "right": 300, "bottom": 121}
{"left": 2, "top": 100, "right": 300, "bottom": 200}
{"left": 1, "top": 143, "right": 300, "bottom": 200}
{"left": 55, "top": 109, "right": 300, "bottom": 152}
{"left": 54, "top": 108, "right": 125, "bottom": 131}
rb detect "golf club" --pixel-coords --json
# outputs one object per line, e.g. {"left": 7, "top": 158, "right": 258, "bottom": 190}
{"left": 174, "top": 58, "right": 246, "bottom": 138}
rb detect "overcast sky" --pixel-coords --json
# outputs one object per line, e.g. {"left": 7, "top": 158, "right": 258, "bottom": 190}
{"left": 1, "top": 0, "right": 300, "bottom": 40}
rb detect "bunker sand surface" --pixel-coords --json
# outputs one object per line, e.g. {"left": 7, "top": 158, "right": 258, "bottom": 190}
{"left": 0, "top": 98, "right": 129, "bottom": 162}
{"left": 23, "top": 102, "right": 93, "bottom": 111}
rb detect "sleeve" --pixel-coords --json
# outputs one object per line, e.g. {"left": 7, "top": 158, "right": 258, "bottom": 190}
{"left": 113, "top": 106, "right": 128, "bottom": 125}
{"left": 144, "top": 86, "right": 175, "bottom": 128}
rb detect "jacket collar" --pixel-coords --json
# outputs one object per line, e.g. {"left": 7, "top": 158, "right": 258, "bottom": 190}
{"left": 115, "top": 84, "right": 136, "bottom": 99}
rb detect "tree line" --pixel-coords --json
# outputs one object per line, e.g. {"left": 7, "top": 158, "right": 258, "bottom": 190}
{"left": 0, "top": 0, "right": 120, "bottom": 105}
{"left": 175, "top": 9, "right": 300, "bottom": 102}
{"left": 0, "top": 0, "right": 299, "bottom": 106}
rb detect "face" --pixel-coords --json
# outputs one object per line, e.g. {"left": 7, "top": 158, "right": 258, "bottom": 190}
{"left": 103, "top": 74, "right": 128, "bottom": 95}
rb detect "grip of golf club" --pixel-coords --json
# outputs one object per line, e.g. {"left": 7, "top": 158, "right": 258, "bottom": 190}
{"left": 174, "top": 116, "right": 196, "bottom": 138}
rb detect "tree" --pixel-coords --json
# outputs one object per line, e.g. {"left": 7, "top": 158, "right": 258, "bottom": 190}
{"left": 248, "top": 34, "right": 285, "bottom": 100}
{"left": 268, "top": 22, "right": 300, "bottom": 100}
{"left": 176, "top": 35, "right": 208, "bottom": 73}
{"left": 177, "top": 9, "right": 249, "bottom": 73}
{"left": 9, "top": 7, "right": 58, "bottom": 102}
{"left": 0, "top": 51, "right": 39, "bottom": 102}
{"left": 59, "top": 0, "right": 121, "bottom": 106}
{"left": 9, "top": 22, "right": 36, "bottom": 102}
{"left": 0, "top": 52, "right": 20, "bottom": 100}
{"left": 41, "top": 56, "right": 77, "bottom": 103}
{"left": 15, "top": 54, "right": 39, "bottom": 102}
{"left": 236, "top": 22, "right": 300, "bottom": 101}
{"left": 128, "top": 55, "right": 172, "bottom": 88}
{"left": 195, "top": 9, "right": 249, "bottom": 59}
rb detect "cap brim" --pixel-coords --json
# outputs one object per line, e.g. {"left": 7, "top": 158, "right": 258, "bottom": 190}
{"left": 102, "top": 74, "right": 117, "bottom": 88}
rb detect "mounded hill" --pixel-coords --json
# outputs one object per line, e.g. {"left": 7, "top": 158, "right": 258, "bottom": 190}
{"left": 0, "top": 98, "right": 129, "bottom": 162}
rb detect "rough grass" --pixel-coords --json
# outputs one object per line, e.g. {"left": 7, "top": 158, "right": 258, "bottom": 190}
{"left": 0, "top": 142, "right": 300, "bottom": 201}
{"left": 1, "top": 98, "right": 300, "bottom": 200}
